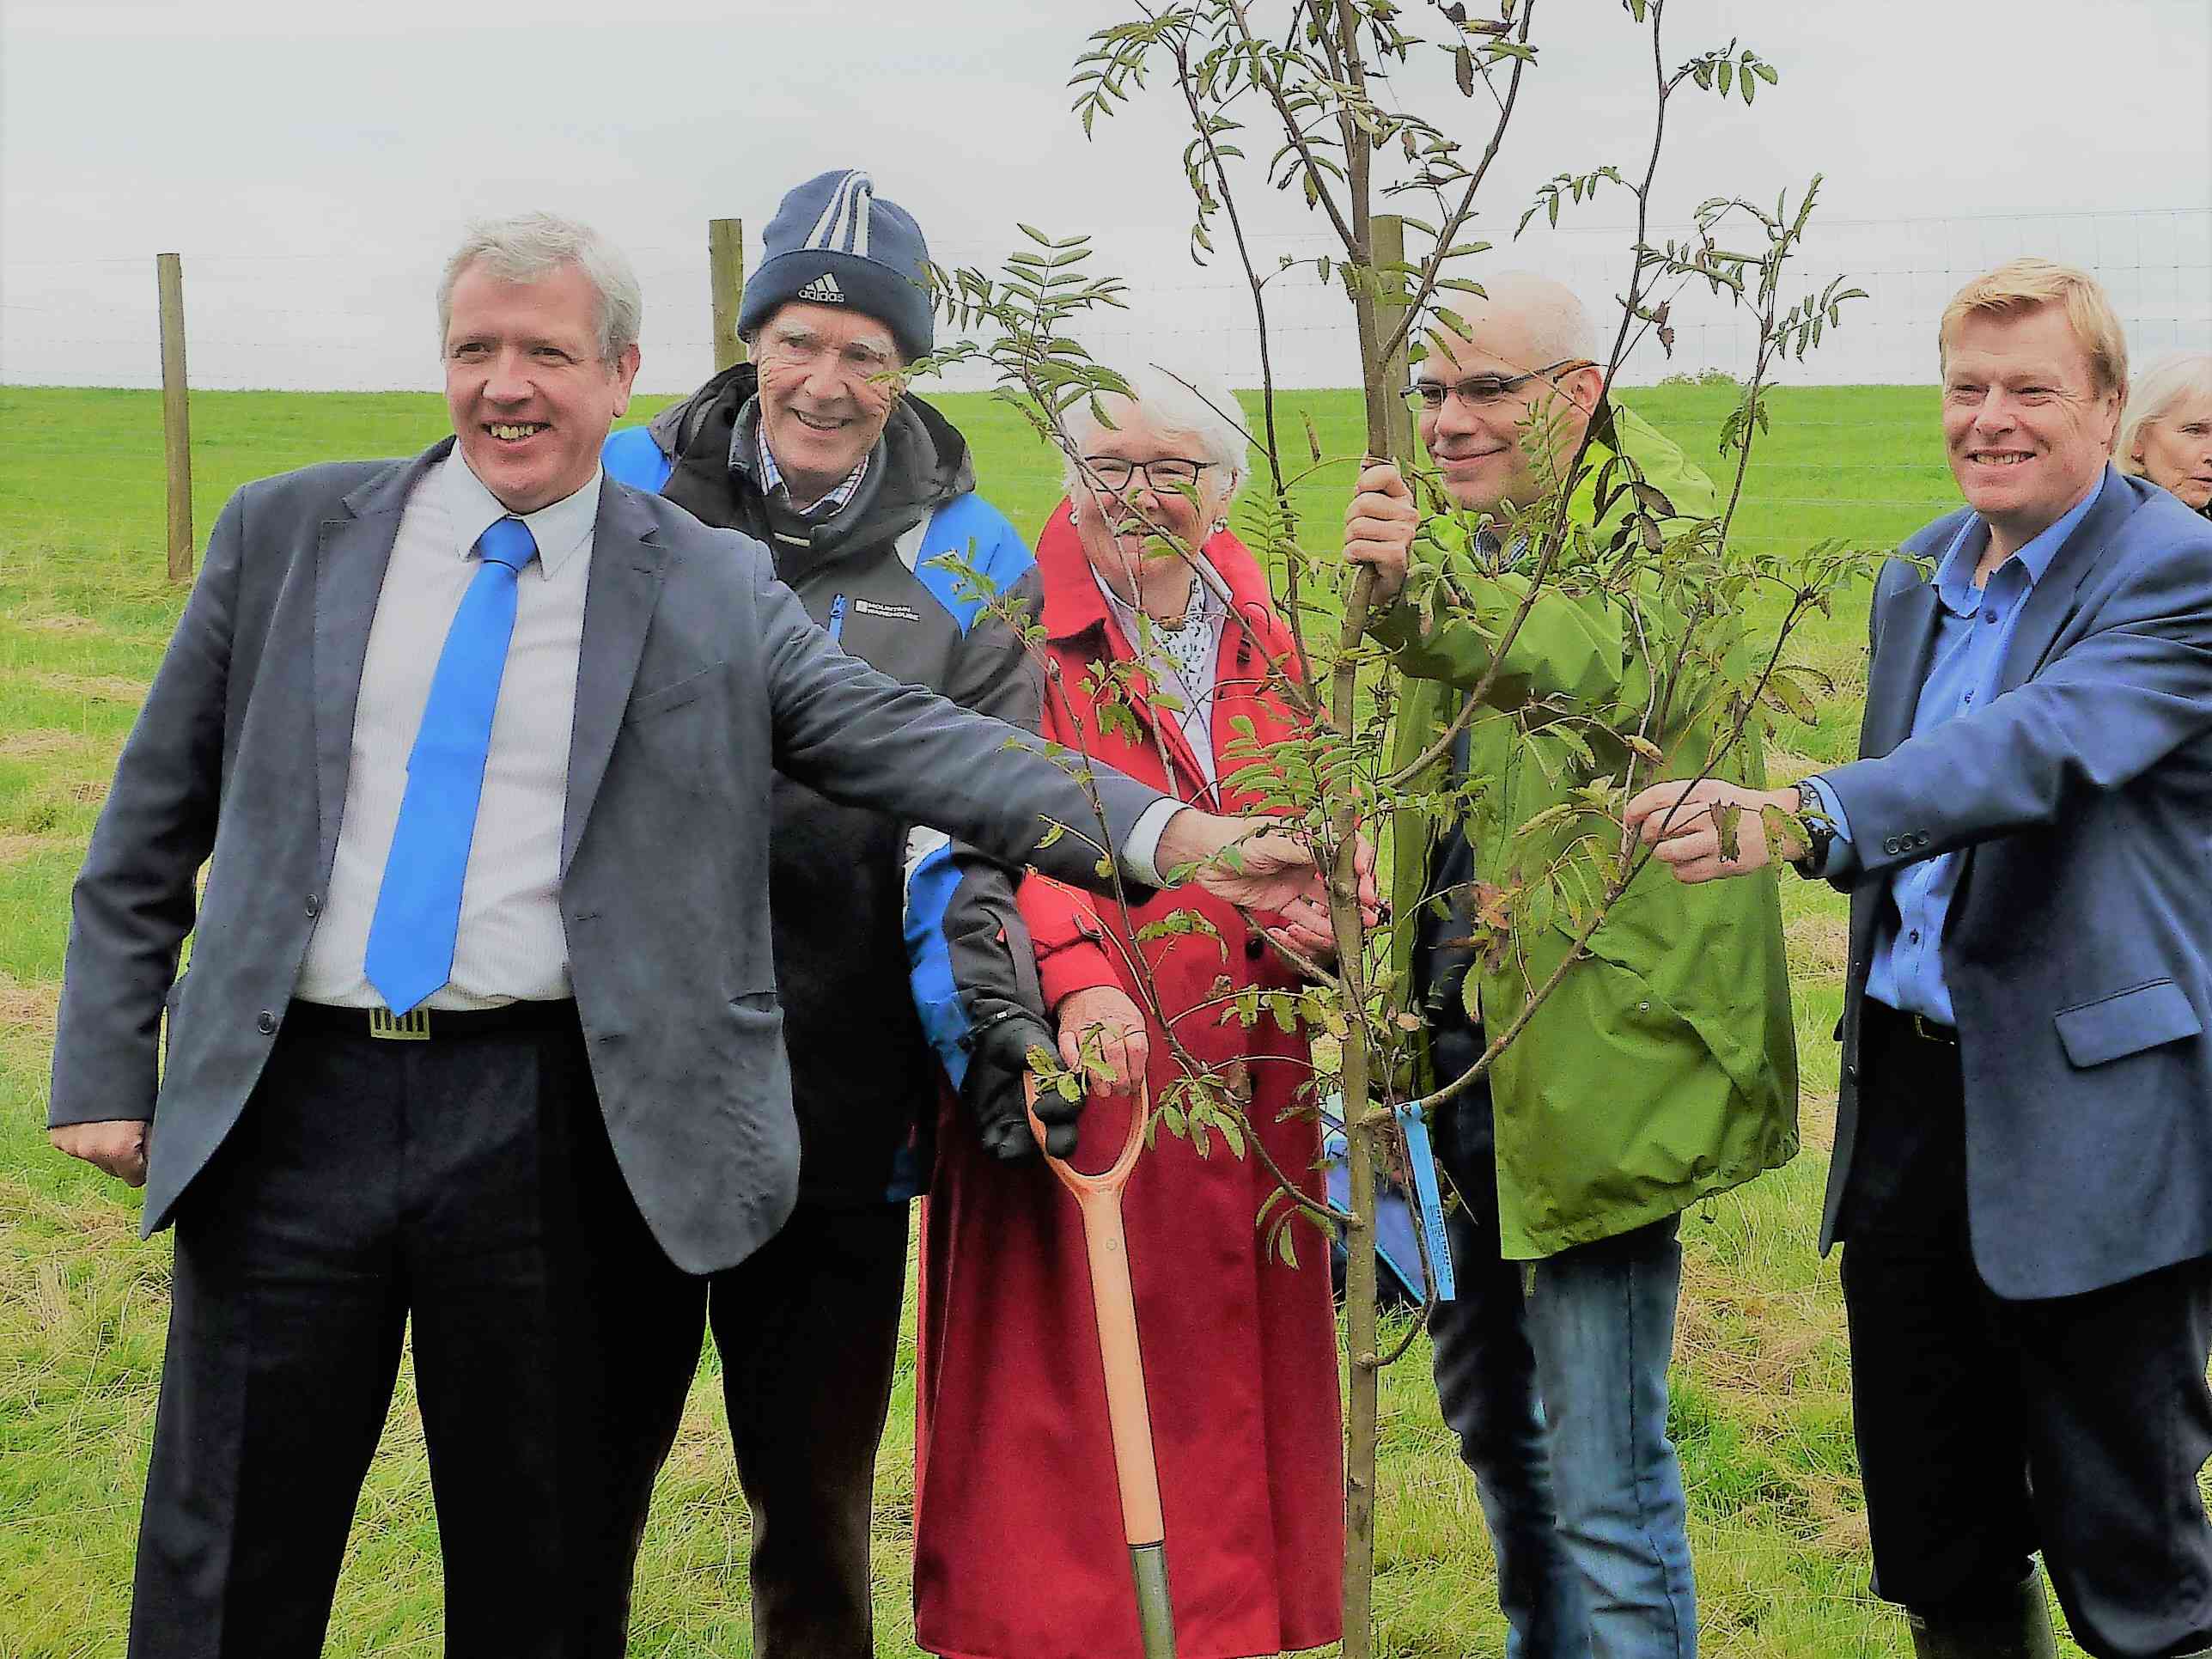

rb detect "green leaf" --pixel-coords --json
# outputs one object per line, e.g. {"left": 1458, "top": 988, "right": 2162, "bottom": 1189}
{"left": 1761, "top": 803, "right": 1807, "bottom": 864}
{"left": 1711, "top": 801, "right": 1742, "bottom": 865}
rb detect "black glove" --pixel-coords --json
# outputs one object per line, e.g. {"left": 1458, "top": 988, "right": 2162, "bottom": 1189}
{"left": 960, "top": 1009, "right": 1080, "bottom": 1164}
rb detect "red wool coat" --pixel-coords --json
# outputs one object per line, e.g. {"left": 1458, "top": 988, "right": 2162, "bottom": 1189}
{"left": 913, "top": 503, "right": 1344, "bottom": 1659}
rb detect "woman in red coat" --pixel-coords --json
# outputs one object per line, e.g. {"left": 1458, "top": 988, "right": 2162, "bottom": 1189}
{"left": 913, "top": 366, "right": 1344, "bottom": 1659}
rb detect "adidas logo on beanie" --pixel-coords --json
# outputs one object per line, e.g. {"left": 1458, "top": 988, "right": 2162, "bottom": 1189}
{"left": 796, "top": 272, "right": 844, "bottom": 304}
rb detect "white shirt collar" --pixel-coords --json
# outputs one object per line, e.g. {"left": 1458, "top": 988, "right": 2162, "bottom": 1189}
{"left": 442, "top": 446, "right": 602, "bottom": 578}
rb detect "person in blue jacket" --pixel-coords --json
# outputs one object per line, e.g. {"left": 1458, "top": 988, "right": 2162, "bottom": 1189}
{"left": 602, "top": 168, "right": 1066, "bottom": 1658}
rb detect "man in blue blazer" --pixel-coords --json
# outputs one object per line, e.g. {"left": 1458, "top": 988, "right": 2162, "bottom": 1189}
{"left": 45, "top": 212, "right": 1349, "bottom": 1656}
{"left": 1628, "top": 260, "right": 2212, "bottom": 1659}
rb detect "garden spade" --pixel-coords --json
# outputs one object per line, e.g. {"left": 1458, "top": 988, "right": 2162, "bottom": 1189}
{"left": 1024, "top": 1077, "right": 1179, "bottom": 1659}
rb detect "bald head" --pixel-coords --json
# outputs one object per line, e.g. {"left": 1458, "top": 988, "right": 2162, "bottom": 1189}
{"left": 1427, "top": 271, "right": 1599, "bottom": 376}
{"left": 1415, "top": 271, "right": 1607, "bottom": 511}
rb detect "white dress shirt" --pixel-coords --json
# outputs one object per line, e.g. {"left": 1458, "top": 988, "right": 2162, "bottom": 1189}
{"left": 295, "top": 450, "right": 599, "bottom": 1008}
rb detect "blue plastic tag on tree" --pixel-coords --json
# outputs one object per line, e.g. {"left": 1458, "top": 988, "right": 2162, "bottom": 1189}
{"left": 1397, "top": 1099, "right": 1456, "bottom": 1302}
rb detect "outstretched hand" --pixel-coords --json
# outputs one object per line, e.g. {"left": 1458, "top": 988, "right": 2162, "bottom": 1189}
{"left": 1155, "top": 810, "right": 1380, "bottom": 927}
{"left": 1624, "top": 778, "right": 1803, "bottom": 884}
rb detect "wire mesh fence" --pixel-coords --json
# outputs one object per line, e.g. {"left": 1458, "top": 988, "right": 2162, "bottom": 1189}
{"left": 3, "top": 206, "right": 2203, "bottom": 581}
{"left": 4, "top": 207, "right": 2204, "bottom": 396}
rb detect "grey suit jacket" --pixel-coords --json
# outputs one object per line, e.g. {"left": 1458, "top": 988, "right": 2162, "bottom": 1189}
{"left": 49, "top": 440, "right": 1168, "bottom": 1274}
{"left": 1819, "top": 469, "right": 2212, "bottom": 1299}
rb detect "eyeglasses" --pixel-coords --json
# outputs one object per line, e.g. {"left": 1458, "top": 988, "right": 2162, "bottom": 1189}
{"left": 1406, "top": 361, "right": 1587, "bottom": 411}
{"left": 1081, "top": 457, "right": 1214, "bottom": 492}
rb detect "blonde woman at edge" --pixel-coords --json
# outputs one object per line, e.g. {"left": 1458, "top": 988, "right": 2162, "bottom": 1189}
{"left": 2118, "top": 350, "right": 2212, "bottom": 518}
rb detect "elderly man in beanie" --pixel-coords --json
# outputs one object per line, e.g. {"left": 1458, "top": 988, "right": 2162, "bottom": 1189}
{"left": 603, "top": 169, "right": 1057, "bottom": 1655}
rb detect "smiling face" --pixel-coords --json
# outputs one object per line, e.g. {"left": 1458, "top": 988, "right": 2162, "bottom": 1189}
{"left": 1416, "top": 320, "right": 1604, "bottom": 513}
{"left": 1941, "top": 303, "right": 2123, "bottom": 554}
{"left": 1070, "top": 399, "right": 1232, "bottom": 613}
{"left": 752, "top": 302, "right": 904, "bottom": 507}
{"left": 443, "top": 259, "right": 640, "bottom": 515}
{"left": 2133, "top": 393, "right": 2212, "bottom": 512}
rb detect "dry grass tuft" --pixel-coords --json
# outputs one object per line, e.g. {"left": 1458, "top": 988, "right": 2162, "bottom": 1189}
{"left": 14, "top": 612, "right": 99, "bottom": 633}
{"left": 0, "top": 729, "right": 94, "bottom": 760}
{"left": 0, "top": 833, "right": 67, "bottom": 867}
{"left": 0, "top": 972, "right": 60, "bottom": 1041}
{"left": 1784, "top": 906, "right": 1849, "bottom": 981}
{"left": 19, "top": 669, "right": 149, "bottom": 705}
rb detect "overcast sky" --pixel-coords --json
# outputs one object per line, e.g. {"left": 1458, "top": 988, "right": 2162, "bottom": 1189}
{"left": 4, "top": 0, "right": 2208, "bottom": 391}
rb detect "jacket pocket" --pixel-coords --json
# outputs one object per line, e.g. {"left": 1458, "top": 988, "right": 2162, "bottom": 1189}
{"left": 622, "top": 663, "right": 730, "bottom": 796}
{"left": 2053, "top": 979, "right": 2203, "bottom": 1069}
{"left": 625, "top": 662, "right": 726, "bottom": 723}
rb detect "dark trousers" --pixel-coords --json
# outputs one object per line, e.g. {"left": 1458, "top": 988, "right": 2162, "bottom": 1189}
{"left": 634, "top": 1194, "right": 909, "bottom": 1659}
{"left": 1840, "top": 999, "right": 2212, "bottom": 1659}
{"left": 128, "top": 1006, "right": 698, "bottom": 1659}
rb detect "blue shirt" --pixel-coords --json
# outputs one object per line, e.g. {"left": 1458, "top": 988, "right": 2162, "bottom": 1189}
{"left": 1805, "top": 478, "right": 2104, "bottom": 1024}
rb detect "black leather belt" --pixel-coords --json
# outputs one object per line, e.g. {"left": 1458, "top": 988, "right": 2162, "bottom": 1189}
{"left": 285, "top": 999, "right": 578, "bottom": 1043}
{"left": 1868, "top": 997, "right": 1957, "bottom": 1047}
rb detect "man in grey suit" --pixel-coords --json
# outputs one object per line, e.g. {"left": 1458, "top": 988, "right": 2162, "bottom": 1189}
{"left": 1628, "top": 260, "right": 2212, "bottom": 1659}
{"left": 46, "top": 212, "right": 1346, "bottom": 1656}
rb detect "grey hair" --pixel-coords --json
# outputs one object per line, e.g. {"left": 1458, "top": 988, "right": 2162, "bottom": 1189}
{"left": 1059, "top": 363, "right": 1251, "bottom": 503}
{"left": 436, "top": 212, "right": 643, "bottom": 363}
{"left": 1423, "top": 268, "right": 1600, "bottom": 377}
{"left": 2118, "top": 350, "right": 2212, "bottom": 475}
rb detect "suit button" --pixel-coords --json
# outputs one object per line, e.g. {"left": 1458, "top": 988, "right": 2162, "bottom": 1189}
{"left": 256, "top": 1010, "right": 277, "bottom": 1034}
{"left": 1882, "top": 837, "right": 1899, "bottom": 854}
{"left": 305, "top": 893, "right": 321, "bottom": 917}
{"left": 1246, "top": 936, "right": 1265, "bottom": 960}
{"left": 1845, "top": 1064, "right": 1859, "bottom": 1083}
{"left": 1916, "top": 833, "right": 1930, "bottom": 848}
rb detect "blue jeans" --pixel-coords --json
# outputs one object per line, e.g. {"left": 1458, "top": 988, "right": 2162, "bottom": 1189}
{"left": 1429, "top": 1089, "right": 1697, "bottom": 1659}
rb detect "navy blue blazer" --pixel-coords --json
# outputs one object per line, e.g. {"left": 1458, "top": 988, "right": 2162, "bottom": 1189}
{"left": 1821, "top": 467, "right": 2212, "bottom": 1299}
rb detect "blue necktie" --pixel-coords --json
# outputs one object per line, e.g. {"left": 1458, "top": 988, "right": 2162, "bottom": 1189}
{"left": 363, "top": 515, "right": 538, "bottom": 1015}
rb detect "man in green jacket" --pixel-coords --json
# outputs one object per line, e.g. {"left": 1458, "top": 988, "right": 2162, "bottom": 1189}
{"left": 1344, "top": 272, "right": 1798, "bottom": 1659}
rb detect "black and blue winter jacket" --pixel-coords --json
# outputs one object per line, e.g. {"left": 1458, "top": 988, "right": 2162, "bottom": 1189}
{"left": 604, "top": 364, "right": 1045, "bottom": 1203}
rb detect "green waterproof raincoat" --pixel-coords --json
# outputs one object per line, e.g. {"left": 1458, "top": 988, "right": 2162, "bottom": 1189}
{"left": 1379, "top": 404, "right": 1799, "bottom": 1259}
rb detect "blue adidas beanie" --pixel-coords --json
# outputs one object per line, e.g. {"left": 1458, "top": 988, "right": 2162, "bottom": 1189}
{"left": 737, "top": 169, "right": 934, "bottom": 363}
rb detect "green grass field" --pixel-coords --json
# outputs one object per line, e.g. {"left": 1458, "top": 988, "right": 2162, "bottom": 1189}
{"left": 0, "top": 381, "right": 2080, "bottom": 1656}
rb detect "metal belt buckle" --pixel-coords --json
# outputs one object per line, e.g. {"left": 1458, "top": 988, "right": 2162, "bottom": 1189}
{"left": 1910, "top": 1013, "right": 1955, "bottom": 1046}
{"left": 369, "top": 1007, "right": 431, "bottom": 1042}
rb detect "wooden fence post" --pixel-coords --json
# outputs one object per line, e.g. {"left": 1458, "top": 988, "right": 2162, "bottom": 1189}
{"left": 156, "top": 252, "right": 193, "bottom": 583}
{"left": 709, "top": 218, "right": 746, "bottom": 371}
{"left": 1370, "top": 215, "right": 1417, "bottom": 468}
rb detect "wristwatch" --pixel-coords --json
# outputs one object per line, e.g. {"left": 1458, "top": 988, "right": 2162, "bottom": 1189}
{"left": 1785, "top": 785, "right": 1835, "bottom": 879}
